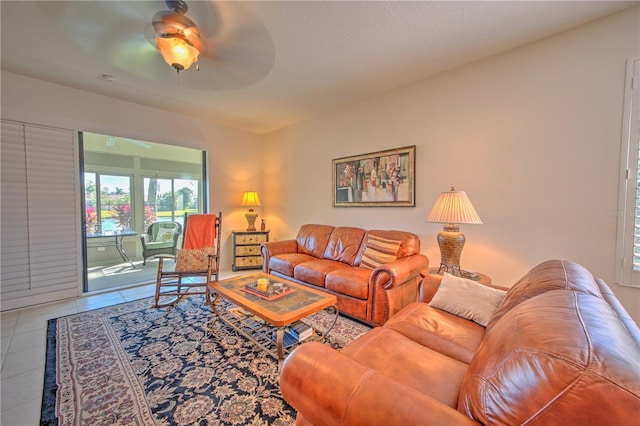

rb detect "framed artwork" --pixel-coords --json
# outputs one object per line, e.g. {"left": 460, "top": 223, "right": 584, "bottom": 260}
{"left": 332, "top": 145, "right": 415, "bottom": 207}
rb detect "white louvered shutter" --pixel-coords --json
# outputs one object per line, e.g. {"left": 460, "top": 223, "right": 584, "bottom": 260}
{"left": 1, "top": 120, "right": 80, "bottom": 309}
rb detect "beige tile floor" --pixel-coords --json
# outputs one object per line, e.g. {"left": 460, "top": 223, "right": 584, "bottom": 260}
{"left": 0, "top": 283, "right": 159, "bottom": 426}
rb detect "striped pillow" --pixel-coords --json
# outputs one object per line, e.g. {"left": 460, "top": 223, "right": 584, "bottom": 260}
{"left": 360, "top": 235, "right": 402, "bottom": 270}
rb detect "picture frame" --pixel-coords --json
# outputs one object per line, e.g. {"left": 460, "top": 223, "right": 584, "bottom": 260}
{"left": 332, "top": 145, "right": 415, "bottom": 207}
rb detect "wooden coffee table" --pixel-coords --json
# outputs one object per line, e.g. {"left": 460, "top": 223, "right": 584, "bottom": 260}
{"left": 207, "top": 272, "right": 338, "bottom": 364}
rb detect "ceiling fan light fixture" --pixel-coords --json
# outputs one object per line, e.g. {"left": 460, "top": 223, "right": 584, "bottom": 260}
{"left": 152, "top": 0, "right": 205, "bottom": 73}
{"left": 155, "top": 35, "right": 199, "bottom": 72}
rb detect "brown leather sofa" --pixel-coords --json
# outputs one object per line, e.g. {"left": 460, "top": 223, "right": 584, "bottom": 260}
{"left": 260, "top": 224, "right": 428, "bottom": 326}
{"left": 280, "top": 260, "right": 640, "bottom": 425}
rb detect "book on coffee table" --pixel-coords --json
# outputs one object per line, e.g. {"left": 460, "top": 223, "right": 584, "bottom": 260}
{"left": 289, "top": 320, "right": 313, "bottom": 341}
{"left": 272, "top": 328, "right": 300, "bottom": 348}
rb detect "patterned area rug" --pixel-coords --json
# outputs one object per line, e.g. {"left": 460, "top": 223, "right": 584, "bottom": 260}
{"left": 41, "top": 295, "right": 371, "bottom": 425}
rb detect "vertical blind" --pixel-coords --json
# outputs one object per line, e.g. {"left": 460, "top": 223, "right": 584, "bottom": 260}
{"left": 1, "top": 120, "right": 80, "bottom": 309}
{"left": 616, "top": 59, "right": 640, "bottom": 288}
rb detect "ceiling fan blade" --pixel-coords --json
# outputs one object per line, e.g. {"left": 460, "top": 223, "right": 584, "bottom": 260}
{"left": 189, "top": 1, "right": 275, "bottom": 88}
{"left": 36, "top": 1, "right": 158, "bottom": 53}
{"left": 35, "top": 1, "right": 275, "bottom": 90}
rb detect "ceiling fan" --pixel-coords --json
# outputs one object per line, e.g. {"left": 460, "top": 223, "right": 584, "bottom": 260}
{"left": 36, "top": 0, "right": 275, "bottom": 90}
{"left": 151, "top": 0, "right": 205, "bottom": 73}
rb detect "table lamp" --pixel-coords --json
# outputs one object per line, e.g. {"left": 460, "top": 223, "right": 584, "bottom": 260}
{"left": 241, "top": 191, "right": 261, "bottom": 231}
{"left": 427, "top": 187, "right": 482, "bottom": 276}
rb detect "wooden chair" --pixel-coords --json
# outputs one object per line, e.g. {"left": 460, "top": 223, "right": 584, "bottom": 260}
{"left": 154, "top": 212, "right": 222, "bottom": 308}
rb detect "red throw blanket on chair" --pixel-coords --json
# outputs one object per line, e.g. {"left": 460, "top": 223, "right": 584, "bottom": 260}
{"left": 183, "top": 214, "right": 217, "bottom": 249}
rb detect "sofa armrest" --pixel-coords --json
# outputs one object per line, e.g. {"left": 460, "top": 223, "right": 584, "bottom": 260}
{"left": 280, "top": 342, "right": 479, "bottom": 426}
{"left": 420, "top": 272, "right": 443, "bottom": 303}
{"left": 369, "top": 254, "right": 429, "bottom": 325}
{"left": 260, "top": 239, "right": 298, "bottom": 272}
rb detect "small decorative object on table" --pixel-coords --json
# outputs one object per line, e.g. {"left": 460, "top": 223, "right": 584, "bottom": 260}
{"left": 462, "top": 270, "right": 480, "bottom": 280}
{"left": 242, "top": 280, "right": 293, "bottom": 301}
{"left": 257, "top": 278, "right": 269, "bottom": 291}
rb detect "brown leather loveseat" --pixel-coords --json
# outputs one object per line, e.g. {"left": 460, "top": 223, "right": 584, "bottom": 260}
{"left": 260, "top": 224, "right": 428, "bottom": 326}
{"left": 280, "top": 259, "right": 640, "bottom": 425}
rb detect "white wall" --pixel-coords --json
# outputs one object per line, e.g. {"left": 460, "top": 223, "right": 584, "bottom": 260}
{"left": 0, "top": 72, "right": 264, "bottom": 274}
{"left": 263, "top": 8, "right": 640, "bottom": 321}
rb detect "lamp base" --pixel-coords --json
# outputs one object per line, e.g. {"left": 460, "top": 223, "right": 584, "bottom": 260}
{"left": 436, "top": 227, "right": 465, "bottom": 277}
{"left": 436, "top": 263, "right": 463, "bottom": 276}
{"left": 245, "top": 210, "right": 258, "bottom": 231}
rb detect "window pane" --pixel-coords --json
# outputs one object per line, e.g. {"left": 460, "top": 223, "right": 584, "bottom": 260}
{"left": 84, "top": 172, "right": 97, "bottom": 233}
{"left": 100, "top": 174, "right": 131, "bottom": 232}
{"left": 144, "top": 178, "right": 172, "bottom": 227}
{"left": 175, "top": 179, "right": 198, "bottom": 215}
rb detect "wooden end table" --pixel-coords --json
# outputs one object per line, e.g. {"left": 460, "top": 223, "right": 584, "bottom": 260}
{"left": 426, "top": 267, "right": 492, "bottom": 285}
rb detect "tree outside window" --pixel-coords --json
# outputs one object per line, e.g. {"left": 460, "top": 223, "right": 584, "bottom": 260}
{"left": 84, "top": 173, "right": 132, "bottom": 233}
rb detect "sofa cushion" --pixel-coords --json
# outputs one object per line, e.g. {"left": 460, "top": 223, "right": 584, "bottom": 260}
{"left": 361, "top": 230, "right": 420, "bottom": 261}
{"left": 294, "top": 259, "right": 350, "bottom": 287}
{"left": 322, "top": 227, "right": 366, "bottom": 265}
{"left": 359, "top": 234, "right": 402, "bottom": 270}
{"left": 343, "top": 327, "right": 469, "bottom": 408}
{"left": 325, "top": 267, "right": 371, "bottom": 299}
{"left": 488, "top": 259, "right": 603, "bottom": 329}
{"left": 429, "top": 273, "right": 506, "bottom": 327}
{"left": 459, "top": 290, "right": 640, "bottom": 425}
{"left": 296, "top": 224, "right": 335, "bottom": 258}
{"left": 269, "top": 253, "right": 318, "bottom": 276}
{"left": 384, "top": 302, "right": 486, "bottom": 364}
{"left": 145, "top": 240, "right": 175, "bottom": 249}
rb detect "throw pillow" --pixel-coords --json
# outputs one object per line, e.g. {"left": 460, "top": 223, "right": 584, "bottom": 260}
{"left": 360, "top": 234, "right": 402, "bottom": 270}
{"left": 428, "top": 273, "right": 506, "bottom": 326}
{"left": 175, "top": 247, "right": 216, "bottom": 272}
{"left": 155, "top": 229, "right": 175, "bottom": 243}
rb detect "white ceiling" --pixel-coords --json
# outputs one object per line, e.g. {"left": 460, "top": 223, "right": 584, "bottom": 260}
{"left": 1, "top": 1, "right": 636, "bottom": 134}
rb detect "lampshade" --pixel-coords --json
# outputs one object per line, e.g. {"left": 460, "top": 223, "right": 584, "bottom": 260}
{"left": 155, "top": 35, "right": 199, "bottom": 72}
{"left": 427, "top": 187, "right": 482, "bottom": 226}
{"left": 241, "top": 191, "right": 262, "bottom": 208}
{"left": 241, "top": 191, "right": 261, "bottom": 231}
{"left": 427, "top": 187, "right": 482, "bottom": 277}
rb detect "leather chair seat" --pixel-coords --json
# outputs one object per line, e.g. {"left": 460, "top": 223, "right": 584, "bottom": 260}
{"left": 325, "top": 267, "right": 371, "bottom": 299}
{"left": 384, "top": 302, "right": 485, "bottom": 364}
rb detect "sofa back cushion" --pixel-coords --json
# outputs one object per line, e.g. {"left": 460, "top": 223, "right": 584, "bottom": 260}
{"left": 296, "top": 224, "right": 335, "bottom": 258}
{"left": 322, "top": 227, "right": 366, "bottom": 265}
{"left": 458, "top": 290, "right": 640, "bottom": 425}
{"left": 487, "top": 259, "right": 603, "bottom": 329}
{"left": 355, "top": 230, "right": 420, "bottom": 265}
{"left": 359, "top": 234, "right": 402, "bottom": 270}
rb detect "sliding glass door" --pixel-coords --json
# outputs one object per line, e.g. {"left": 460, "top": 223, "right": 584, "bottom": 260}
{"left": 81, "top": 132, "right": 206, "bottom": 293}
